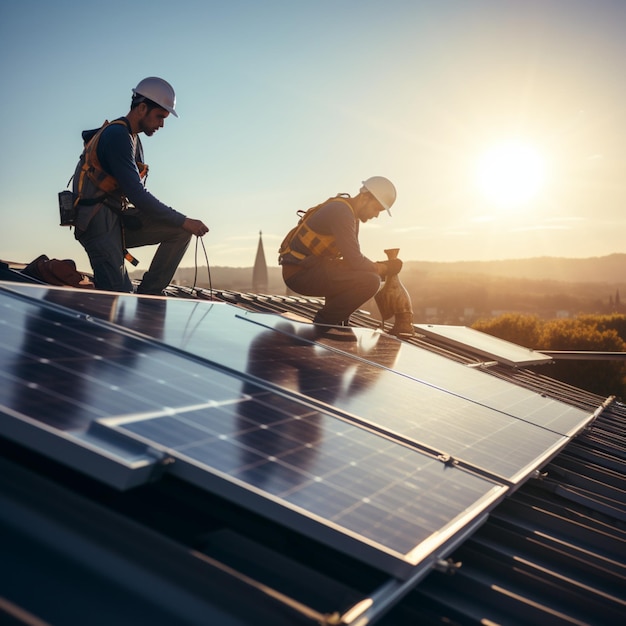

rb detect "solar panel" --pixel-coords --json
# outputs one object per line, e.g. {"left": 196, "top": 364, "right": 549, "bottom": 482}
{"left": 97, "top": 406, "right": 504, "bottom": 578}
{"left": 237, "top": 313, "right": 594, "bottom": 478}
{"left": 414, "top": 323, "right": 553, "bottom": 367}
{"left": 0, "top": 283, "right": 597, "bottom": 578}
{"left": 0, "top": 284, "right": 504, "bottom": 577}
{"left": 244, "top": 316, "right": 585, "bottom": 433}
{"left": 0, "top": 284, "right": 594, "bottom": 482}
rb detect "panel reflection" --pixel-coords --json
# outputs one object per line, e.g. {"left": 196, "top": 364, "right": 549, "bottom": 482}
{"left": 0, "top": 284, "right": 593, "bottom": 483}
{"left": 0, "top": 291, "right": 245, "bottom": 432}
{"left": 244, "top": 312, "right": 592, "bottom": 436}
{"left": 235, "top": 322, "right": 391, "bottom": 493}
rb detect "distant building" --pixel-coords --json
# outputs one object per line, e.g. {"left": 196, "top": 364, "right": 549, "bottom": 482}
{"left": 252, "top": 230, "right": 268, "bottom": 293}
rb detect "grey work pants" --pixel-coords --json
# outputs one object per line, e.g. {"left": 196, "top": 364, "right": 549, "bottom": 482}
{"left": 76, "top": 206, "right": 191, "bottom": 295}
{"left": 284, "top": 258, "right": 381, "bottom": 325}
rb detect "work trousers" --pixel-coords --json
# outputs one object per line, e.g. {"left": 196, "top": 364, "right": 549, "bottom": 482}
{"left": 284, "top": 257, "right": 381, "bottom": 325}
{"left": 76, "top": 206, "right": 191, "bottom": 295}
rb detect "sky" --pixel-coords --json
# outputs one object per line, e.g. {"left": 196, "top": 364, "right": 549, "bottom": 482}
{"left": 1, "top": 0, "right": 625, "bottom": 274}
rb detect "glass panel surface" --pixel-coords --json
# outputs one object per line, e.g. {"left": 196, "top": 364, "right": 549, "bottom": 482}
{"left": 0, "top": 286, "right": 505, "bottom": 577}
{"left": 0, "top": 292, "right": 247, "bottom": 431}
{"left": 0, "top": 285, "right": 594, "bottom": 483}
{"left": 102, "top": 406, "right": 502, "bottom": 575}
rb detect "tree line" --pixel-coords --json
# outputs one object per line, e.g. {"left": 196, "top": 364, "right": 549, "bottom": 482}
{"left": 472, "top": 313, "right": 626, "bottom": 398}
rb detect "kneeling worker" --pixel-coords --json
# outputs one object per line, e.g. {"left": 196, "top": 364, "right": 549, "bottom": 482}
{"left": 278, "top": 176, "right": 402, "bottom": 326}
{"left": 71, "top": 77, "right": 209, "bottom": 295}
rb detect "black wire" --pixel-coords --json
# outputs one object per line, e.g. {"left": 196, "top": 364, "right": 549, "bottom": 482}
{"left": 201, "top": 236, "right": 212, "bottom": 294}
{"left": 191, "top": 235, "right": 213, "bottom": 297}
{"left": 191, "top": 237, "right": 199, "bottom": 291}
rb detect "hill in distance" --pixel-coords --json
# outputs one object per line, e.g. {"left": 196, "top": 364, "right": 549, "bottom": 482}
{"left": 403, "top": 253, "right": 626, "bottom": 284}
{"left": 169, "top": 253, "right": 626, "bottom": 291}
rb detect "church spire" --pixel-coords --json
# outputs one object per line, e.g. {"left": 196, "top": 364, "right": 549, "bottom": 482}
{"left": 252, "top": 230, "right": 268, "bottom": 293}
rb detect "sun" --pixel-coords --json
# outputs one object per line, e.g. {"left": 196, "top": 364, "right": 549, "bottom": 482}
{"left": 475, "top": 140, "right": 546, "bottom": 209}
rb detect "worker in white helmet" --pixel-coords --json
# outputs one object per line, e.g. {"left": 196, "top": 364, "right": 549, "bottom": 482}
{"left": 71, "top": 77, "right": 209, "bottom": 295}
{"left": 278, "top": 177, "right": 402, "bottom": 328}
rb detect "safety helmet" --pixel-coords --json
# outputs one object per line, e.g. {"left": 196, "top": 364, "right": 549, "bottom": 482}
{"left": 132, "top": 77, "right": 178, "bottom": 118}
{"left": 361, "top": 176, "right": 396, "bottom": 215}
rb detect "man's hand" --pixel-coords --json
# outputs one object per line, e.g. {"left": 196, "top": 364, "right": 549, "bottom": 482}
{"left": 183, "top": 218, "right": 209, "bottom": 237}
{"left": 375, "top": 258, "right": 403, "bottom": 277}
{"left": 386, "top": 258, "right": 403, "bottom": 276}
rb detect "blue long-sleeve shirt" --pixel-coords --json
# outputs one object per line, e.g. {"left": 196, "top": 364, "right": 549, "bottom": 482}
{"left": 293, "top": 200, "right": 378, "bottom": 272}
{"left": 95, "top": 118, "right": 186, "bottom": 226}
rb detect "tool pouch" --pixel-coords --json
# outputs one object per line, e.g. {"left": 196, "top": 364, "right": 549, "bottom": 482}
{"left": 58, "top": 190, "right": 77, "bottom": 227}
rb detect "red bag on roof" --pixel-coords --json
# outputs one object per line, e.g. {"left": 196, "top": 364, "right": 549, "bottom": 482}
{"left": 22, "top": 255, "right": 95, "bottom": 289}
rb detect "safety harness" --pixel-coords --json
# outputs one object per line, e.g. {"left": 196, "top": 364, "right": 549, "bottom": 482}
{"left": 278, "top": 196, "right": 356, "bottom": 265}
{"left": 73, "top": 119, "right": 148, "bottom": 211}
{"left": 72, "top": 119, "right": 148, "bottom": 267}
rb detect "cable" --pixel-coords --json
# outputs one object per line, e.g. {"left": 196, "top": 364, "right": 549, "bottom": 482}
{"left": 191, "top": 235, "right": 213, "bottom": 297}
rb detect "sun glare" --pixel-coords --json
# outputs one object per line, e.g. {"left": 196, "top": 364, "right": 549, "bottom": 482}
{"left": 475, "top": 140, "right": 546, "bottom": 209}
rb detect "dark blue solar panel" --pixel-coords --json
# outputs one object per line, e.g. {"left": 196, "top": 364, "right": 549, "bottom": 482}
{"left": 0, "top": 284, "right": 593, "bottom": 484}
{"left": 243, "top": 312, "right": 592, "bottom": 435}
{"left": 0, "top": 286, "right": 505, "bottom": 577}
{"left": 102, "top": 405, "right": 502, "bottom": 576}
{"left": 0, "top": 292, "right": 246, "bottom": 430}
{"left": 0, "top": 283, "right": 599, "bottom": 576}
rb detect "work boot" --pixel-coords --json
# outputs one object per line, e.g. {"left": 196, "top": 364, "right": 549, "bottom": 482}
{"left": 311, "top": 322, "right": 357, "bottom": 342}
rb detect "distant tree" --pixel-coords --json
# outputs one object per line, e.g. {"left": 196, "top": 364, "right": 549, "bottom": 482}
{"left": 472, "top": 313, "right": 542, "bottom": 348}
{"left": 577, "top": 313, "right": 626, "bottom": 340}
{"left": 472, "top": 313, "right": 626, "bottom": 398}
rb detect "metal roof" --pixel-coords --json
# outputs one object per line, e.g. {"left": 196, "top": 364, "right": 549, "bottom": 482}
{"left": 0, "top": 263, "right": 625, "bottom": 626}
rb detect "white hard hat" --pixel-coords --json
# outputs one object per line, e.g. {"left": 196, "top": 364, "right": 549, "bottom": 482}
{"left": 361, "top": 176, "right": 396, "bottom": 215}
{"left": 132, "top": 77, "right": 178, "bottom": 118}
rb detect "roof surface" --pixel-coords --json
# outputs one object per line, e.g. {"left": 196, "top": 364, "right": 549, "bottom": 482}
{"left": 1, "top": 262, "right": 625, "bottom": 626}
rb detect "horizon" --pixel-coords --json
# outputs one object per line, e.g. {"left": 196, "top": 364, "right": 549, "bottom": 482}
{"left": 170, "top": 250, "right": 626, "bottom": 270}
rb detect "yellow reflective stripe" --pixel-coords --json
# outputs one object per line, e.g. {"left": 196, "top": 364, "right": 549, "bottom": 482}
{"left": 298, "top": 223, "right": 340, "bottom": 257}
{"left": 279, "top": 196, "right": 354, "bottom": 263}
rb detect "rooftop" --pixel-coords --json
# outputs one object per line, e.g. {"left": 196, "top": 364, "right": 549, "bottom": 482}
{"left": 1, "top": 260, "right": 625, "bottom": 626}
